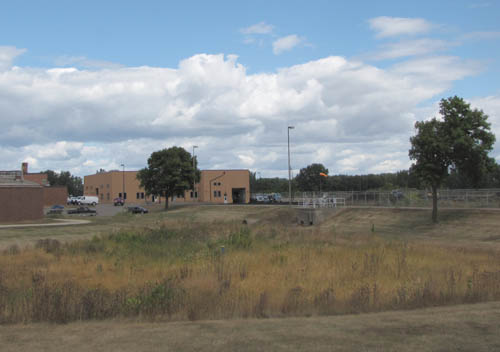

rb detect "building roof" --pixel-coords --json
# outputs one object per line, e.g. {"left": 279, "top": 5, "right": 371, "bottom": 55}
{"left": 84, "top": 169, "right": 249, "bottom": 177}
{"left": 0, "top": 171, "right": 42, "bottom": 188}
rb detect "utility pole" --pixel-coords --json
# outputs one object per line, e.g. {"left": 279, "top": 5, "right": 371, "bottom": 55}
{"left": 192, "top": 146, "right": 198, "bottom": 201}
{"left": 120, "top": 163, "right": 125, "bottom": 203}
{"left": 288, "top": 126, "right": 294, "bottom": 206}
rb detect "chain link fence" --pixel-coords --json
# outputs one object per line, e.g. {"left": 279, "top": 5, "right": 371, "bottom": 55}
{"left": 278, "top": 189, "right": 500, "bottom": 209}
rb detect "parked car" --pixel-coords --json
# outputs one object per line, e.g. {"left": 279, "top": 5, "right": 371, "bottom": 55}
{"left": 78, "top": 196, "right": 99, "bottom": 206}
{"left": 113, "top": 197, "right": 124, "bottom": 206}
{"left": 67, "top": 206, "right": 97, "bottom": 215}
{"left": 255, "top": 194, "right": 270, "bottom": 203}
{"left": 127, "top": 206, "right": 149, "bottom": 214}
{"left": 67, "top": 196, "right": 81, "bottom": 205}
{"left": 270, "top": 193, "right": 282, "bottom": 203}
{"left": 47, "top": 204, "right": 64, "bottom": 215}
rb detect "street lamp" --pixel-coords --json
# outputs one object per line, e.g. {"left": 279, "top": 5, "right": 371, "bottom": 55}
{"left": 288, "top": 126, "right": 294, "bottom": 206}
{"left": 192, "top": 146, "right": 198, "bottom": 201}
{"left": 120, "top": 163, "right": 125, "bottom": 203}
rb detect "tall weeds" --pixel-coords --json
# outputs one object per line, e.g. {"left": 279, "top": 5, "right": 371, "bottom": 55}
{"left": 0, "top": 220, "right": 499, "bottom": 324}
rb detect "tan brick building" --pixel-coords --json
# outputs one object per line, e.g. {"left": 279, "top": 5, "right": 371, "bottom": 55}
{"left": 83, "top": 169, "right": 250, "bottom": 204}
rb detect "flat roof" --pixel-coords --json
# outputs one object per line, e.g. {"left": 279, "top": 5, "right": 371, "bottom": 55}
{"left": 0, "top": 180, "right": 42, "bottom": 187}
{"left": 84, "top": 169, "right": 249, "bottom": 176}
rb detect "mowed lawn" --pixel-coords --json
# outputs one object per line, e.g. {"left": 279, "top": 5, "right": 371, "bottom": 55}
{"left": 1, "top": 204, "right": 500, "bottom": 351}
{"left": 1, "top": 302, "right": 500, "bottom": 352}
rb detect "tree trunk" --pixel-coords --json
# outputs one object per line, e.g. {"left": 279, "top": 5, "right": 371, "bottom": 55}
{"left": 165, "top": 194, "right": 169, "bottom": 210}
{"left": 432, "top": 185, "right": 438, "bottom": 223}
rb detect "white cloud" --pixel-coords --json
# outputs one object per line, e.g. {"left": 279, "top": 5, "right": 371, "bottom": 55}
{"left": 373, "top": 38, "right": 455, "bottom": 60}
{"left": 240, "top": 22, "right": 274, "bottom": 35}
{"left": 469, "top": 95, "right": 500, "bottom": 160}
{"left": 272, "top": 35, "right": 304, "bottom": 55}
{"left": 0, "top": 46, "right": 26, "bottom": 71}
{"left": 0, "top": 46, "right": 491, "bottom": 177}
{"left": 369, "top": 16, "right": 434, "bottom": 38}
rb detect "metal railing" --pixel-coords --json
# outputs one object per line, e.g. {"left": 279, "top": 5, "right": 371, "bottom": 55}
{"left": 294, "top": 189, "right": 500, "bottom": 209}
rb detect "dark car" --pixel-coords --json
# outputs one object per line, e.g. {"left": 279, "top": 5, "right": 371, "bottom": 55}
{"left": 67, "top": 206, "right": 97, "bottom": 215}
{"left": 114, "top": 197, "right": 125, "bottom": 206}
{"left": 47, "top": 205, "right": 64, "bottom": 215}
{"left": 127, "top": 206, "right": 148, "bottom": 214}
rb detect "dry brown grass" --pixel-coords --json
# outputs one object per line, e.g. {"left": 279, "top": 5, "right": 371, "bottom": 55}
{"left": 1, "top": 301, "right": 500, "bottom": 351}
{"left": 1, "top": 210, "right": 500, "bottom": 324}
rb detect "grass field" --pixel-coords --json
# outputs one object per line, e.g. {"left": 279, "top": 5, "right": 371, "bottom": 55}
{"left": 1, "top": 301, "right": 500, "bottom": 352}
{"left": 1, "top": 205, "right": 500, "bottom": 324}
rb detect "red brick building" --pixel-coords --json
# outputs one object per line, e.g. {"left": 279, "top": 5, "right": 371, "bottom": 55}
{"left": 21, "top": 163, "right": 68, "bottom": 206}
{"left": 0, "top": 171, "right": 44, "bottom": 223}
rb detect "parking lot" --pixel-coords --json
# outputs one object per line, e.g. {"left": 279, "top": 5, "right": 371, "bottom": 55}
{"left": 46, "top": 203, "right": 133, "bottom": 217}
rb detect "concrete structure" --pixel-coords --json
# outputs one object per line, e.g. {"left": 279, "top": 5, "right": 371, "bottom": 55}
{"left": 21, "top": 163, "right": 68, "bottom": 206}
{"left": 0, "top": 171, "right": 44, "bottom": 223}
{"left": 83, "top": 169, "right": 250, "bottom": 204}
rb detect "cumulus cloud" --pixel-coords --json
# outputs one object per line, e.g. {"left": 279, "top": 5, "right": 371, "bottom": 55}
{"left": 372, "top": 38, "right": 455, "bottom": 60}
{"left": 272, "top": 35, "right": 304, "bottom": 55}
{"left": 369, "top": 16, "right": 434, "bottom": 38}
{"left": 469, "top": 95, "right": 500, "bottom": 161}
{"left": 0, "top": 46, "right": 26, "bottom": 71}
{"left": 0, "top": 46, "right": 493, "bottom": 177}
{"left": 240, "top": 22, "right": 274, "bottom": 35}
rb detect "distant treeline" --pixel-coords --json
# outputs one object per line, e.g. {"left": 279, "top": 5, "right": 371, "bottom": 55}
{"left": 250, "top": 164, "right": 500, "bottom": 194}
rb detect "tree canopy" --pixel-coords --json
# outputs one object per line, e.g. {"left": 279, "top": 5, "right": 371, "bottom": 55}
{"left": 409, "top": 96, "right": 496, "bottom": 222}
{"left": 136, "top": 146, "right": 199, "bottom": 209}
{"left": 295, "top": 163, "right": 329, "bottom": 192}
{"left": 43, "top": 170, "right": 83, "bottom": 196}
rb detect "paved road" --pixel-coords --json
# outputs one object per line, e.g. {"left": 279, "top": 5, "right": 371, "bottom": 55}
{"left": 45, "top": 204, "right": 127, "bottom": 217}
{"left": 0, "top": 218, "right": 91, "bottom": 229}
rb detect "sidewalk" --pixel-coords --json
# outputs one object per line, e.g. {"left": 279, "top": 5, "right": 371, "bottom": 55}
{"left": 0, "top": 218, "right": 91, "bottom": 229}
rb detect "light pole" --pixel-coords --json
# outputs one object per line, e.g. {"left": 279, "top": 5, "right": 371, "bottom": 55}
{"left": 120, "top": 163, "right": 125, "bottom": 203}
{"left": 192, "top": 145, "right": 198, "bottom": 201}
{"left": 288, "top": 126, "right": 294, "bottom": 206}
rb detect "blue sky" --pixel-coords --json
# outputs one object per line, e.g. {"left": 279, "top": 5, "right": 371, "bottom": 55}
{"left": 1, "top": 0, "right": 499, "bottom": 177}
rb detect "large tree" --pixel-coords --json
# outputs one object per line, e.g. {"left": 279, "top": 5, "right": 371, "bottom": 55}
{"left": 295, "top": 163, "right": 329, "bottom": 192}
{"left": 43, "top": 170, "right": 83, "bottom": 196}
{"left": 137, "top": 146, "right": 200, "bottom": 209}
{"left": 409, "top": 96, "right": 496, "bottom": 222}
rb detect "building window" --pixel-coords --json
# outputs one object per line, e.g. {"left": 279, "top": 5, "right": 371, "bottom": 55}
{"left": 217, "top": 182, "right": 221, "bottom": 186}
{"left": 214, "top": 190, "right": 217, "bottom": 198}
{"left": 195, "top": 191, "right": 198, "bottom": 198}
{"left": 100, "top": 193, "right": 104, "bottom": 199}
{"left": 124, "top": 193, "right": 127, "bottom": 200}
{"left": 85, "top": 186, "right": 88, "bottom": 190}
{"left": 136, "top": 192, "right": 140, "bottom": 199}
{"left": 141, "top": 192, "right": 144, "bottom": 199}
{"left": 217, "top": 190, "right": 221, "bottom": 197}
{"left": 190, "top": 191, "right": 193, "bottom": 198}
{"left": 107, "top": 193, "right": 110, "bottom": 200}
{"left": 213, "top": 182, "right": 217, "bottom": 186}
{"left": 119, "top": 192, "right": 122, "bottom": 198}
